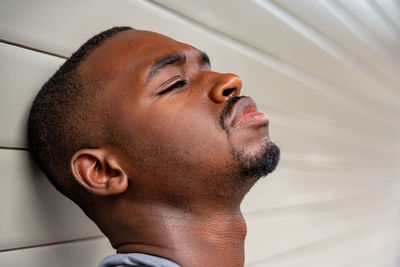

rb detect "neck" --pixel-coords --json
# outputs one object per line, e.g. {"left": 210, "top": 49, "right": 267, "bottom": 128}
{"left": 112, "top": 203, "right": 247, "bottom": 267}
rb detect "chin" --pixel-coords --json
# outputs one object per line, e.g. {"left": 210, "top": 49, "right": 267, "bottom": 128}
{"left": 232, "top": 140, "right": 280, "bottom": 179}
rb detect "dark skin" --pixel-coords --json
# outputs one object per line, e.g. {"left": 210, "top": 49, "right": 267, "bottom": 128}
{"left": 70, "top": 30, "right": 273, "bottom": 266}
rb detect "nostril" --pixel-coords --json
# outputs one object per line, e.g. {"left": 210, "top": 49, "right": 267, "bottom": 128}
{"left": 222, "top": 88, "right": 236, "bottom": 97}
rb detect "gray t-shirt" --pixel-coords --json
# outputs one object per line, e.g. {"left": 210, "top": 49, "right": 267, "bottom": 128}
{"left": 98, "top": 253, "right": 180, "bottom": 267}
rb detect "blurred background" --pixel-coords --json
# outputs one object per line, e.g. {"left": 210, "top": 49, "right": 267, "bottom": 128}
{"left": 0, "top": 0, "right": 399, "bottom": 266}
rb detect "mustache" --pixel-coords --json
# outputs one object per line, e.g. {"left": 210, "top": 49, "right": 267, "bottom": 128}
{"left": 219, "top": 96, "right": 244, "bottom": 131}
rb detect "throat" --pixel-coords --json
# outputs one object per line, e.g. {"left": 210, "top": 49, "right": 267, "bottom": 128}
{"left": 115, "top": 209, "right": 247, "bottom": 267}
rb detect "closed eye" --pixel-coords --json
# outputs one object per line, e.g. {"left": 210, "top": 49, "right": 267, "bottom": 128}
{"left": 159, "top": 80, "right": 188, "bottom": 95}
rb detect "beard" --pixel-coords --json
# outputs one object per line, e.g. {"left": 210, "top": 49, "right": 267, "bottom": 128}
{"left": 231, "top": 140, "right": 280, "bottom": 179}
{"left": 220, "top": 96, "right": 280, "bottom": 180}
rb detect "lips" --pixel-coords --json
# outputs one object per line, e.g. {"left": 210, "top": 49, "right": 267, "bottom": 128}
{"left": 226, "top": 97, "right": 269, "bottom": 128}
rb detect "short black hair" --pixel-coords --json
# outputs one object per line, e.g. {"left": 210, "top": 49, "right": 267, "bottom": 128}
{"left": 28, "top": 26, "right": 133, "bottom": 206}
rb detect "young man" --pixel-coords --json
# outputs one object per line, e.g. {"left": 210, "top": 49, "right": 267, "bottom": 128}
{"left": 28, "top": 27, "right": 280, "bottom": 267}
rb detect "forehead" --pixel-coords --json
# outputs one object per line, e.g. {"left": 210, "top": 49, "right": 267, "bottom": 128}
{"left": 78, "top": 30, "right": 196, "bottom": 76}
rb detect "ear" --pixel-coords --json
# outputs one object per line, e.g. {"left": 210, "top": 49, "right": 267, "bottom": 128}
{"left": 70, "top": 148, "right": 128, "bottom": 195}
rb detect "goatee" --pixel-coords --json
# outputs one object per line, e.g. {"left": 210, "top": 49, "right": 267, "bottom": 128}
{"left": 232, "top": 141, "right": 280, "bottom": 178}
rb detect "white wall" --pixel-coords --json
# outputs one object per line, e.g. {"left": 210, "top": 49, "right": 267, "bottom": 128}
{"left": 0, "top": 0, "right": 399, "bottom": 266}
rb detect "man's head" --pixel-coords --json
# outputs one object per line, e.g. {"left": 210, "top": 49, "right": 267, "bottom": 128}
{"left": 28, "top": 27, "right": 279, "bottom": 246}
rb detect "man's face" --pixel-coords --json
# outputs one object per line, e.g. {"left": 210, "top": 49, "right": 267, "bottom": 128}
{"left": 79, "top": 30, "right": 279, "bottom": 204}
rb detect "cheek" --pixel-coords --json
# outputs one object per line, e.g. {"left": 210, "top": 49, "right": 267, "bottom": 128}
{"left": 155, "top": 111, "right": 229, "bottom": 158}
{"left": 121, "top": 105, "right": 232, "bottom": 170}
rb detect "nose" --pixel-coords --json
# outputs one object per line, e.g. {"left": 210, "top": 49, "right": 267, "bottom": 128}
{"left": 209, "top": 73, "right": 242, "bottom": 103}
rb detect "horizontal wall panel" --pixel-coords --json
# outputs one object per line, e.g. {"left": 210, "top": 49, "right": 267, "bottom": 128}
{"left": 0, "top": 42, "right": 64, "bottom": 148}
{"left": 248, "top": 225, "right": 399, "bottom": 267}
{"left": 0, "top": 0, "right": 398, "bottom": 139}
{"left": 1, "top": 145, "right": 397, "bottom": 251}
{"left": 150, "top": 0, "right": 400, "bottom": 112}
{"left": 273, "top": 0, "right": 400, "bottom": 89}
{"left": 318, "top": 0, "right": 400, "bottom": 92}
{"left": 241, "top": 168, "right": 400, "bottom": 213}
{"left": 374, "top": 0, "right": 400, "bottom": 31}
{"left": 1, "top": 43, "right": 399, "bottom": 153}
{"left": 2, "top": 146, "right": 397, "bottom": 252}
{"left": 0, "top": 149, "right": 102, "bottom": 250}
{"left": 0, "top": 237, "right": 114, "bottom": 267}
{"left": 336, "top": 0, "right": 400, "bottom": 51}
{"left": 244, "top": 204, "right": 399, "bottom": 265}
{"left": 265, "top": 108, "right": 400, "bottom": 160}
{"left": 344, "top": 240, "right": 400, "bottom": 267}
{"left": 263, "top": 107, "right": 400, "bottom": 160}
{"left": 1, "top": 1, "right": 399, "bottom": 266}
{"left": 224, "top": 48, "right": 398, "bottom": 138}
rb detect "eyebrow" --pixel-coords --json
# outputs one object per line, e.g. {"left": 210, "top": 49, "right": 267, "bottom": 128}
{"left": 200, "top": 51, "right": 210, "bottom": 66}
{"left": 146, "top": 51, "right": 211, "bottom": 82}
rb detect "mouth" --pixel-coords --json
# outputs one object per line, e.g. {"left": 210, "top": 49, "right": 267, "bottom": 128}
{"left": 227, "top": 97, "right": 269, "bottom": 128}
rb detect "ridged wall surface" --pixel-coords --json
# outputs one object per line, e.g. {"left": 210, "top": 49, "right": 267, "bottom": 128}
{"left": 0, "top": 0, "right": 399, "bottom": 266}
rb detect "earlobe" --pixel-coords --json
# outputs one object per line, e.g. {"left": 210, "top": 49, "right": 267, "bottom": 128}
{"left": 70, "top": 148, "right": 128, "bottom": 195}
